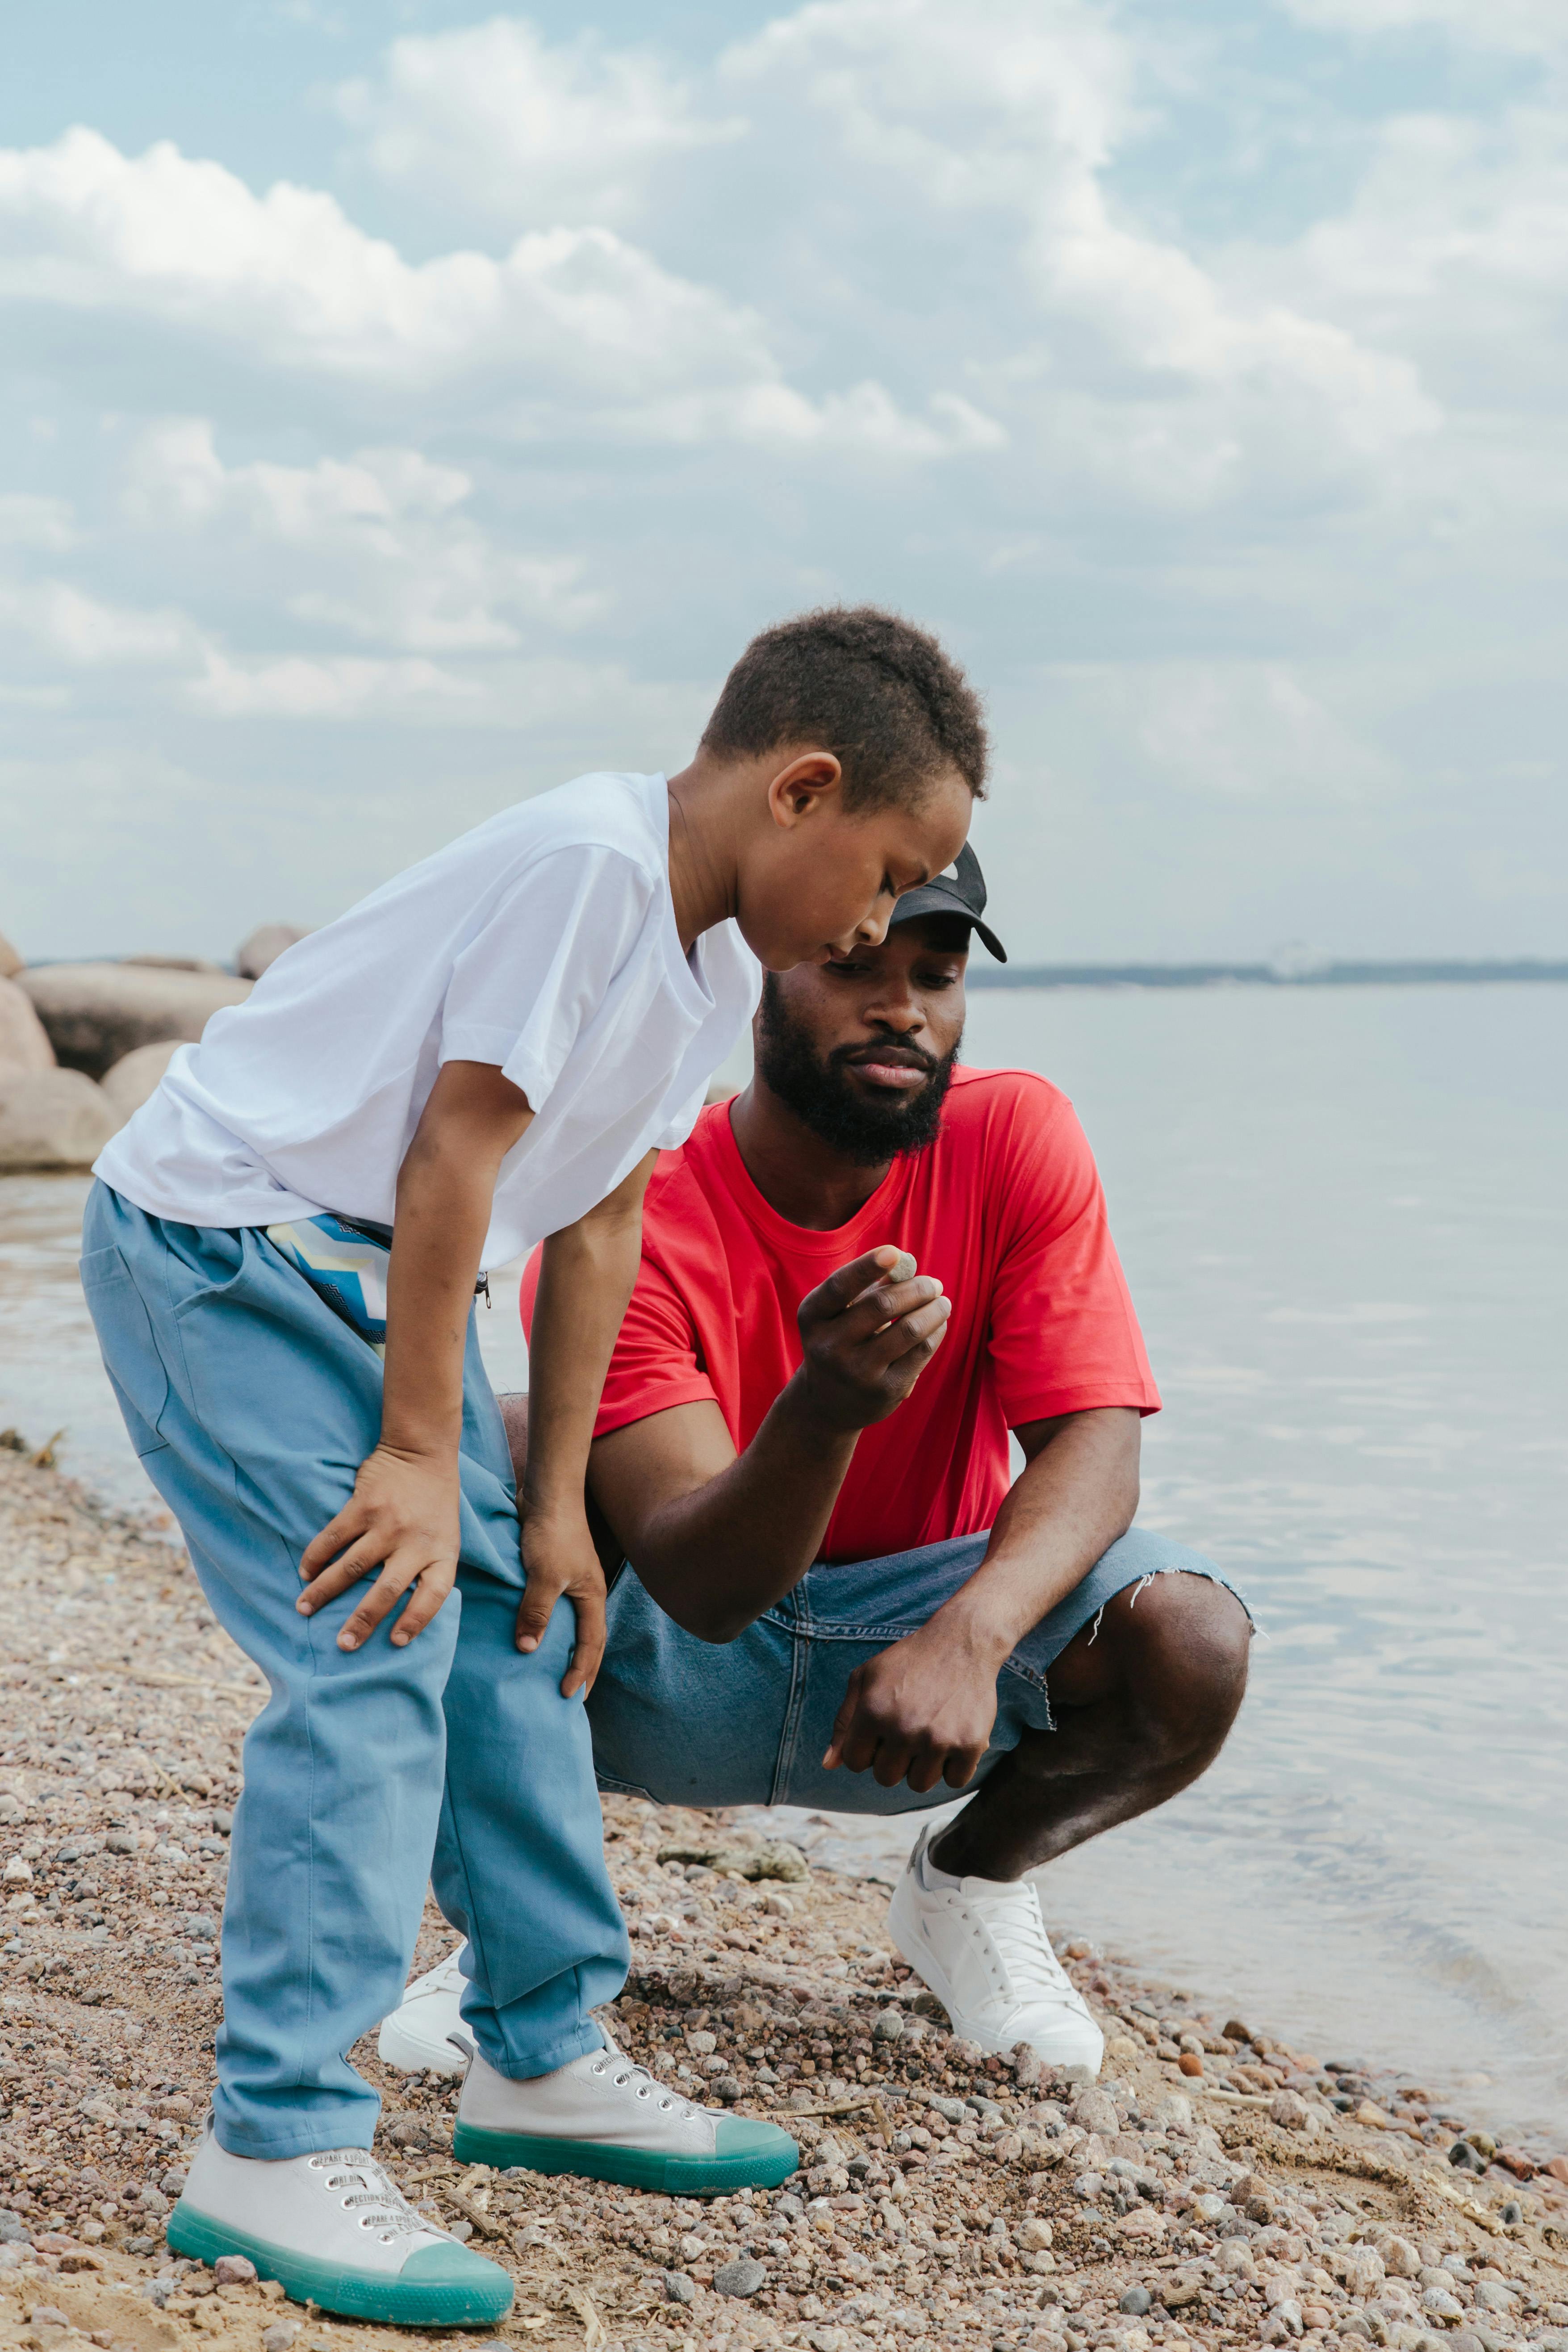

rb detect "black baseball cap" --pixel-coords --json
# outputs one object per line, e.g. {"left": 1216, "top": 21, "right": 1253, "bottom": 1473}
{"left": 888, "top": 840, "right": 1007, "bottom": 962}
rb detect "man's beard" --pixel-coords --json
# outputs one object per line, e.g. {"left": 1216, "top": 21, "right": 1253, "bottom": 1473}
{"left": 755, "top": 977, "right": 960, "bottom": 1166}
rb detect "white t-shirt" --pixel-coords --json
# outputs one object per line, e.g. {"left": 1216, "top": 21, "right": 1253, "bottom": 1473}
{"left": 95, "top": 772, "right": 760, "bottom": 1266}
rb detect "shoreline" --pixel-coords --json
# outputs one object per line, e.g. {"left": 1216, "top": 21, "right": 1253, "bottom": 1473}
{"left": 2, "top": 1449, "right": 1566, "bottom": 2352}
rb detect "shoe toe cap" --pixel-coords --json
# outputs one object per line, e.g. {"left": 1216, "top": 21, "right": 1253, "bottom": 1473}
{"left": 712, "top": 2117, "right": 802, "bottom": 2182}
{"left": 401, "top": 2240, "right": 514, "bottom": 2319}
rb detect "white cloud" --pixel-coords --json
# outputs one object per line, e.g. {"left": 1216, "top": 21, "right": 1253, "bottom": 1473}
{"left": 337, "top": 17, "right": 743, "bottom": 231}
{"left": 1276, "top": 0, "right": 1568, "bottom": 54}
{"left": 0, "top": 577, "right": 191, "bottom": 666}
{"left": 0, "top": 494, "right": 77, "bottom": 551}
{"left": 0, "top": 128, "right": 772, "bottom": 403}
{"left": 124, "top": 418, "right": 597, "bottom": 651}
{"left": 187, "top": 648, "right": 477, "bottom": 718}
{"left": 725, "top": 0, "right": 1438, "bottom": 482}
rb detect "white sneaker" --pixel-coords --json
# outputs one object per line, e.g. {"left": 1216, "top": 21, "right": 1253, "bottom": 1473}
{"left": 887, "top": 1824, "right": 1104, "bottom": 2077}
{"left": 166, "top": 2117, "right": 512, "bottom": 2327}
{"left": 378, "top": 1943, "right": 468, "bottom": 2076}
{"left": 452, "top": 2036, "right": 800, "bottom": 2197}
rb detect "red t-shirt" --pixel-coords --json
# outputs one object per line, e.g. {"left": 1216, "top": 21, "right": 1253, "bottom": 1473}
{"left": 520, "top": 1068, "right": 1160, "bottom": 1565}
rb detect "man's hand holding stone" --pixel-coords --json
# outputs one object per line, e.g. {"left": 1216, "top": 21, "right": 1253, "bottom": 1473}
{"left": 793, "top": 1245, "right": 951, "bottom": 1433}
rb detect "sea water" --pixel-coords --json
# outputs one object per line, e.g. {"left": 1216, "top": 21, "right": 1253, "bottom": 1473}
{"left": 1, "top": 983, "right": 1564, "bottom": 2140}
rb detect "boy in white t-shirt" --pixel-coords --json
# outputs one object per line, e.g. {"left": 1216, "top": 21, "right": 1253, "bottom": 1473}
{"left": 81, "top": 607, "right": 988, "bottom": 2327}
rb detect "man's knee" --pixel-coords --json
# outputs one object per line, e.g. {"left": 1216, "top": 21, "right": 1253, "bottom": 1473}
{"left": 1119, "top": 1569, "right": 1250, "bottom": 1730}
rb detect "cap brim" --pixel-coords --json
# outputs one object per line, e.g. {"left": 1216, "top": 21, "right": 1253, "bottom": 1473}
{"left": 889, "top": 884, "right": 1007, "bottom": 963}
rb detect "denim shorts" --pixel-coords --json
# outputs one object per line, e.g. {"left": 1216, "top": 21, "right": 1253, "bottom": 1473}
{"left": 585, "top": 1525, "right": 1241, "bottom": 1817}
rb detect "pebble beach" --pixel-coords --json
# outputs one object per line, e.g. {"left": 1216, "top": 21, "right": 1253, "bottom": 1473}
{"left": 3, "top": 1443, "right": 1567, "bottom": 2352}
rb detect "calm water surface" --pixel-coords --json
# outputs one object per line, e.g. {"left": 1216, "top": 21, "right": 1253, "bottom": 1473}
{"left": 2, "top": 985, "right": 1564, "bottom": 2140}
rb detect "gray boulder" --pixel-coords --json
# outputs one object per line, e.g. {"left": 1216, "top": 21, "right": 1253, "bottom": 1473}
{"left": 0, "top": 930, "right": 21, "bottom": 981}
{"left": 237, "top": 923, "right": 309, "bottom": 980}
{"left": 0, "top": 1069, "right": 118, "bottom": 1170}
{"left": 17, "top": 962, "right": 251, "bottom": 1080}
{"left": 0, "top": 976, "right": 56, "bottom": 1078}
{"left": 101, "top": 1039, "right": 183, "bottom": 1127}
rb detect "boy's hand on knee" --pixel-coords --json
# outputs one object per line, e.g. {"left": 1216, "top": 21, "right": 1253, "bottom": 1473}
{"left": 298, "top": 1445, "right": 461, "bottom": 1651}
{"left": 823, "top": 1623, "right": 1002, "bottom": 1794}
{"left": 515, "top": 1509, "right": 608, "bottom": 1698}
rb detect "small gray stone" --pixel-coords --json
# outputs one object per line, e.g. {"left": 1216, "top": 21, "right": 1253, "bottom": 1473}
{"left": 213, "top": 2254, "right": 256, "bottom": 2285}
{"left": 664, "top": 2272, "right": 697, "bottom": 2305}
{"left": 159, "top": 2170, "right": 188, "bottom": 2196}
{"left": 26, "top": 2309, "right": 71, "bottom": 2331}
{"left": 0, "top": 2214, "right": 29, "bottom": 2245}
{"left": 1121, "top": 2289, "right": 1152, "bottom": 2315}
{"left": 929, "top": 2097, "right": 967, "bottom": 2124}
{"left": 714, "top": 2254, "right": 767, "bottom": 2300}
{"left": 872, "top": 2009, "right": 904, "bottom": 2043}
{"left": 712, "top": 2076, "right": 744, "bottom": 2102}
{"left": 262, "top": 2323, "right": 301, "bottom": 2352}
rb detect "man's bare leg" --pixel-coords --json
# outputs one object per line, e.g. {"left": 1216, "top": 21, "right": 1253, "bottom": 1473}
{"left": 928, "top": 1571, "right": 1250, "bottom": 1883}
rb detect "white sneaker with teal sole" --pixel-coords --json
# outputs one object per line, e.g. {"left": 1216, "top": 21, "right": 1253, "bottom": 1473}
{"left": 166, "top": 2119, "right": 513, "bottom": 2327}
{"left": 887, "top": 1823, "right": 1104, "bottom": 2077}
{"left": 377, "top": 1943, "right": 468, "bottom": 2076}
{"left": 452, "top": 2037, "right": 800, "bottom": 2197}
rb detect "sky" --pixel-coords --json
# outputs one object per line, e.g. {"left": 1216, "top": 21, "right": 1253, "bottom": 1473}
{"left": 2, "top": 0, "right": 1566, "bottom": 966}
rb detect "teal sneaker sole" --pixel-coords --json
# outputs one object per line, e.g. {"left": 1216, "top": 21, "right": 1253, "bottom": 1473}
{"left": 166, "top": 2203, "right": 514, "bottom": 2327}
{"left": 452, "top": 2114, "right": 800, "bottom": 2197}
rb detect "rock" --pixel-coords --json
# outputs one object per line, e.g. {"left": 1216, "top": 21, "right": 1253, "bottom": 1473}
{"left": 1223, "top": 2018, "right": 1256, "bottom": 2045}
{"left": 213, "top": 2255, "right": 257, "bottom": 2285}
{"left": 1121, "top": 2289, "right": 1153, "bottom": 2315}
{"left": 1106, "top": 2035, "right": 1141, "bottom": 2064}
{"left": 3, "top": 1855, "right": 33, "bottom": 1884}
{"left": 1422, "top": 2289, "right": 1466, "bottom": 2322}
{"left": 101, "top": 1040, "right": 182, "bottom": 1125}
{"left": 686, "top": 2031, "right": 717, "bottom": 2055}
{"left": 1380, "top": 2236, "right": 1422, "bottom": 2279}
{"left": 0, "top": 977, "right": 55, "bottom": 1078}
{"left": 1154, "top": 2094, "right": 1193, "bottom": 2130}
{"left": 1271, "top": 2091, "right": 1313, "bottom": 2130}
{"left": 1179, "top": 2051, "right": 1204, "bottom": 2078}
{"left": 236, "top": 924, "right": 308, "bottom": 980}
{"left": 123, "top": 954, "right": 227, "bottom": 973}
{"left": 1547, "top": 2156, "right": 1568, "bottom": 2187}
{"left": 713, "top": 2254, "right": 767, "bottom": 2299}
{"left": 1071, "top": 2089, "right": 1119, "bottom": 2137}
{"left": 664, "top": 2273, "right": 697, "bottom": 2305}
{"left": 262, "top": 2323, "right": 301, "bottom": 2352}
{"left": 1162, "top": 2274, "right": 1202, "bottom": 2310}
{"left": 0, "top": 2212, "right": 29, "bottom": 2244}
{"left": 873, "top": 2009, "right": 904, "bottom": 2043}
{"left": 1261, "top": 2299, "right": 1304, "bottom": 2341}
{"left": 17, "top": 962, "right": 251, "bottom": 1080}
{"left": 1499, "top": 2199, "right": 1523, "bottom": 2226}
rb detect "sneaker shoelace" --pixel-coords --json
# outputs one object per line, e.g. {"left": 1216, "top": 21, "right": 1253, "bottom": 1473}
{"left": 307, "top": 2150, "right": 448, "bottom": 2245}
{"left": 588, "top": 2044, "right": 703, "bottom": 2122}
{"left": 952, "top": 1880, "right": 1083, "bottom": 2012}
{"left": 410, "top": 1951, "right": 466, "bottom": 2001}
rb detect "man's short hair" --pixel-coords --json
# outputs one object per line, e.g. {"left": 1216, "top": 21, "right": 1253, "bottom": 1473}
{"left": 702, "top": 605, "right": 989, "bottom": 812}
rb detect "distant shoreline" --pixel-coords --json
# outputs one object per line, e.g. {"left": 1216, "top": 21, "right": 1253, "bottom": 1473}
{"left": 968, "top": 958, "right": 1568, "bottom": 991}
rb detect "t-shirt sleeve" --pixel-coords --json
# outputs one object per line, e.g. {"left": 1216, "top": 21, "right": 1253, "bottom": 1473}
{"left": 439, "top": 844, "right": 658, "bottom": 1113}
{"left": 984, "top": 1084, "right": 1162, "bottom": 1426}
{"left": 520, "top": 1237, "right": 719, "bottom": 1440}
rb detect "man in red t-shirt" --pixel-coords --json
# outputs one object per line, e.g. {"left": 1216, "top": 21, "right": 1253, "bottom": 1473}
{"left": 381, "top": 849, "right": 1250, "bottom": 2082}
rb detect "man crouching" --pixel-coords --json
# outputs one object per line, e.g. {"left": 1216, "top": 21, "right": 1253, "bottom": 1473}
{"left": 382, "top": 848, "right": 1251, "bottom": 2082}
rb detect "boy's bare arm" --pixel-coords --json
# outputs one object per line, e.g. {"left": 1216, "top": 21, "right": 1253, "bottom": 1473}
{"left": 515, "top": 1148, "right": 657, "bottom": 1696}
{"left": 297, "top": 1059, "right": 533, "bottom": 1652}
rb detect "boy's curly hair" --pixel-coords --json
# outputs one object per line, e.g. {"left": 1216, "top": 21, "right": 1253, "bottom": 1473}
{"left": 701, "top": 606, "right": 988, "bottom": 810}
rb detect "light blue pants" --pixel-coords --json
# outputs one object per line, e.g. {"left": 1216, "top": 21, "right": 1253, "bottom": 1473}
{"left": 80, "top": 1182, "right": 627, "bottom": 2162}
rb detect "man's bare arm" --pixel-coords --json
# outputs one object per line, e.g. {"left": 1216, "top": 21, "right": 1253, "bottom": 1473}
{"left": 823, "top": 1407, "right": 1142, "bottom": 1790}
{"left": 585, "top": 1246, "right": 951, "bottom": 1643}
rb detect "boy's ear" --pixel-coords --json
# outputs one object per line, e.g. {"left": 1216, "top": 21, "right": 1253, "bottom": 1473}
{"left": 767, "top": 749, "right": 843, "bottom": 827}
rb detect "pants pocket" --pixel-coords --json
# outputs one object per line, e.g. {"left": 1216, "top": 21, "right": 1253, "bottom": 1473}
{"left": 79, "top": 1243, "right": 171, "bottom": 1458}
